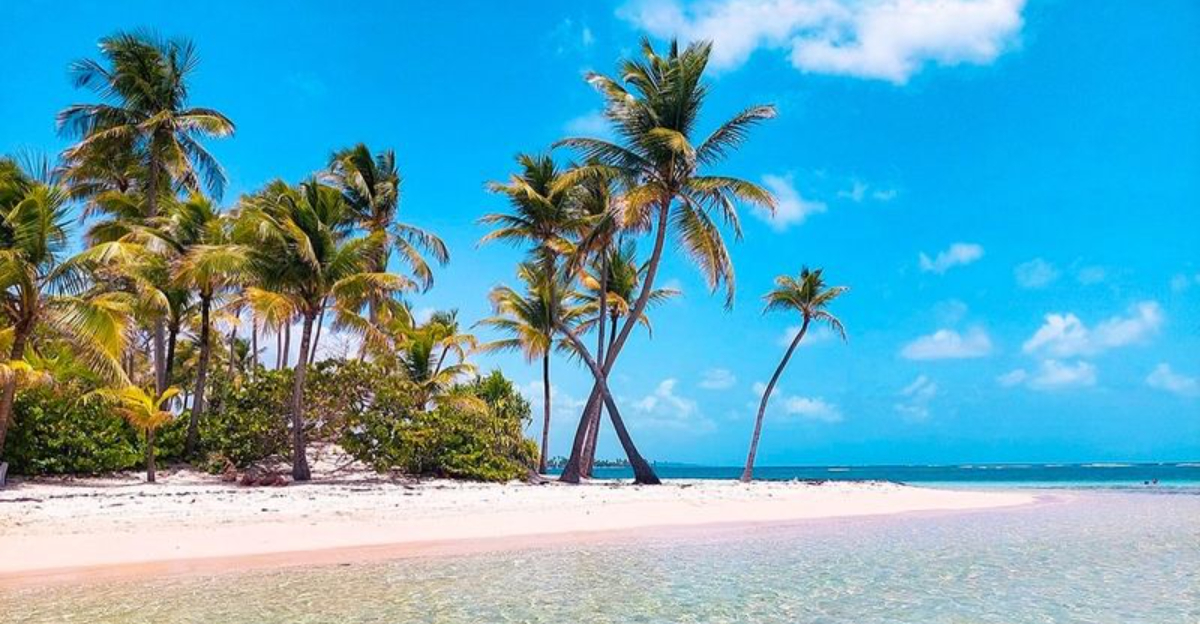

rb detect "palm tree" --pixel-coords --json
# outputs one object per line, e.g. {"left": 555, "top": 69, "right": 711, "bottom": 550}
{"left": 171, "top": 197, "right": 249, "bottom": 456}
{"left": 241, "top": 179, "right": 408, "bottom": 480}
{"left": 58, "top": 31, "right": 235, "bottom": 394}
{"left": 481, "top": 153, "right": 589, "bottom": 269}
{"left": 0, "top": 158, "right": 134, "bottom": 456}
{"left": 741, "top": 268, "right": 847, "bottom": 482}
{"left": 89, "top": 385, "right": 178, "bottom": 482}
{"left": 327, "top": 144, "right": 448, "bottom": 294}
{"left": 554, "top": 39, "right": 777, "bottom": 483}
{"left": 478, "top": 264, "right": 582, "bottom": 473}
{"left": 397, "top": 310, "right": 478, "bottom": 408}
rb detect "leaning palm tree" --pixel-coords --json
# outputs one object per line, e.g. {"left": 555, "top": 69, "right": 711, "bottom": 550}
{"left": 58, "top": 31, "right": 235, "bottom": 394}
{"left": 88, "top": 385, "right": 178, "bottom": 483}
{"left": 241, "top": 178, "right": 409, "bottom": 480}
{"left": 553, "top": 39, "right": 776, "bottom": 484}
{"left": 480, "top": 153, "right": 589, "bottom": 270}
{"left": 478, "top": 263, "right": 582, "bottom": 473}
{"left": 741, "top": 268, "right": 847, "bottom": 482}
{"left": 0, "top": 158, "right": 135, "bottom": 456}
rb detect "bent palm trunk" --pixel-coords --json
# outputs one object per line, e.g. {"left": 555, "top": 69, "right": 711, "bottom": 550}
{"left": 290, "top": 312, "right": 315, "bottom": 481}
{"left": 741, "top": 318, "right": 809, "bottom": 482}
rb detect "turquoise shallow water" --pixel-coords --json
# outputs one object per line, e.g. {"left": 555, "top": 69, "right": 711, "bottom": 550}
{"left": 6, "top": 490, "right": 1199, "bottom": 623}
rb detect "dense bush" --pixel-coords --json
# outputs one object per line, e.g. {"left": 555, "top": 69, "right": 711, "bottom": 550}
{"left": 192, "top": 368, "right": 292, "bottom": 469}
{"left": 5, "top": 385, "right": 142, "bottom": 475}
{"left": 342, "top": 370, "right": 538, "bottom": 481}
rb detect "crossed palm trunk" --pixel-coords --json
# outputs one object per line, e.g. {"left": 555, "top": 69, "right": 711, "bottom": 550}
{"left": 559, "top": 204, "right": 671, "bottom": 484}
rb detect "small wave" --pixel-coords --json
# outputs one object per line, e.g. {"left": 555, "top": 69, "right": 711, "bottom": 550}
{"left": 1083, "top": 463, "right": 1132, "bottom": 468}
{"left": 1175, "top": 463, "right": 1200, "bottom": 468}
{"left": 826, "top": 468, "right": 850, "bottom": 472}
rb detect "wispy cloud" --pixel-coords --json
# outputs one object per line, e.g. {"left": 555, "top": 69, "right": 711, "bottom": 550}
{"left": 752, "top": 383, "right": 843, "bottom": 423}
{"left": 900, "top": 327, "right": 992, "bottom": 360}
{"left": 1014, "top": 258, "right": 1059, "bottom": 289}
{"left": 1170, "top": 273, "right": 1200, "bottom": 293}
{"left": 919, "top": 242, "right": 984, "bottom": 274}
{"left": 837, "top": 179, "right": 898, "bottom": 203}
{"left": 778, "top": 324, "right": 837, "bottom": 348}
{"left": 1022, "top": 301, "right": 1163, "bottom": 358}
{"left": 563, "top": 110, "right": 611, "bottom": 138}
{"left": 633, "top": 378, "right": 716, "bottom": 432}
{"left": 619, "top": 0, "right": 1025, "bottom": 84}
{"left": 1146, "top": 363, "right": 1199, "bottom": 398}
{"left": 1001, "top": 359, "right": 1097, "bottom": 391}
{"left": 699, "top": 368, "right": 737, "bottom": 390}
{"left": 758, "top": 173, "right": 826, "bottom": 231}
{"left": 894, "top": 374, "right": 937, "bottom": 421}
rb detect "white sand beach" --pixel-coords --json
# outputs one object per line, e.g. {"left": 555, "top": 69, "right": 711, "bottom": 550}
{"left": 0, "top": 462, "right": 1036, "bottom": 586}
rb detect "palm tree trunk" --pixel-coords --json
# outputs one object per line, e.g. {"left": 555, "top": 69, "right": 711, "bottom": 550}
{"left": 185, "top": 296, "right": 212, "bottom": 457}
{"left": 164, "top": 322, "right": 179, "bottom": 385}
{"left": 309, "top": 299, "right": 326, "bottom": 365}
{"left": 146, "top": 151, "right": 168, "bottom": 396}
{"left": 282, "top": 323, "right": 291, "bottom": 369}
{"left": 560, "top": 204, "right": 670, "bottom": 484}
{"left": 582, "top": 314, "right": 620, "bottom": 477}
{"left": 741, "top": 318, "right": 809, "bottom": 482}
{"left": 539, "top": 353, "right": 551, "bottom": 474}
{"left": 276, "top": 327, "right": 283, "bottom": 369}
{"left": 290, "top": 311, "right": 316, "bottom": 481}
{"left": 251, "top": 316, "right": 259, "bottom": 376}
{"left": 145, "top": 428, "right": 156, "bottom": 483}
{"left": 555, "top": 321, "right": 659, "bottom": 484}
{"left": 0, "top": 325, "right": 31, "bottom": 458}
{"left": 228, "top": 326, "right": 237, "bottom": 379}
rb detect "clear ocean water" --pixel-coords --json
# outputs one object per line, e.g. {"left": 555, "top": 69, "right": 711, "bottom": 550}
{"left": 6, "top": 467, "right": 1199, "bottom": 623}
{"left": 571, "top": 461, "right": 1200, "bottom": 489}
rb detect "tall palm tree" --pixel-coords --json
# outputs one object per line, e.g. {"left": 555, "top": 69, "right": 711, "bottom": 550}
{"left": 0, "top": 158, "right": 134, "bottom": 456}
{"left": 481, "top": 153, "right": 589, "bottom": 269}
{"left": 171, "top": 197, "right": 249, "bottom": 456}
{"left": 397, "top": 310, "right": 478, "bottom": 407}
{"left": 58, "top": 31, "right": 235, "bottom": 394}
{"left": 88, "top": 385, "right": 178, "bottom": 482}
{"left": 327, "top": 144, "right": 448, "bottom": 294}
{"left": 478, "top": 264, "right": 582, "bottom": 473}
{"left": 554, "top": 39, "right": 776, "bottom": 484}
{"left": 241, "top": 178, "right": 408, "bottom": 480}
{"left": 741, "top": 268, "right": 847, "bottom": 482}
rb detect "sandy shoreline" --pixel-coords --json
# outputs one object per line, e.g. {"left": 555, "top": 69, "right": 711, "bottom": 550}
{"left": 0, "top": 470, "right": 1036, "bottom": 587}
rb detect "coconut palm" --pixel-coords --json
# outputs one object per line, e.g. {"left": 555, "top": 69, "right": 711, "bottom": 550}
{"left": 171, "top": 197, "right": 249, "bottom": 456}
{"left": 0, "top": 158, "right": 134, "bottom": 456}
{"left": 554, "top": 39, "right": 776, "bottom": 483}
{"left": 741, "top": 268, "right": 847, "bottom": 482}
{"left": 397, "top": 310, "right": 478, "bottom": 407}
{"left": 480, "top": 153, "right": 589, "bottom": 270}
{"left": 327, "top": 144, "right": 448, "bottom": 294}
{"left": 58, "top": 31, "right": 235, "bottom": 394}
{"left": 89, "top": 385, "right": 178, "bottom": 482}
{"left": 240, "top": 178, "right": 409, "bottom": 480}
{"left": 478, "top": 263, "right": 582, "bottom": 473}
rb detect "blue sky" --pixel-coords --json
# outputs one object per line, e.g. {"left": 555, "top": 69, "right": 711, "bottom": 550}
{"left": 2, "top": 0, "right": 1198, "bottom": 465}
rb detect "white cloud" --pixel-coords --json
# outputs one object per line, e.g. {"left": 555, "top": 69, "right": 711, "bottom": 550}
{"left": 564, "top": 110, "right": 611, "bottom": 137}
{"left": 758, "top": 173, "right": 827, "bottom": 231}
{"left": 1022, "top": 301, "right": 1163, "bottom": 358}
{"left": 1146, "top": 363, "right": 1199, "bottom": 398}
{"left": 582, "top": 26, "right": 596, "bottom": 46}
{"left": 996, "top": 368, "right": 1027, "bottom": 387}
{"left": 632, "top": 378, "right": 715, "bottom": 432}
{"left": 520, "top": 380, "right": 588, "bottom": 420}
{"left": 751, "top": 382, "right": 843, "bottom": 423}
{"left": 1014, "top": 258, "right": 1059, "bottom": 289}
{"left": 699, "top": 367, "right": 737, "bottom": 390}
{"left": 837, "top": 180, "right": 898, "bottom": 203}
{"left": 894, "top": 374, "right": 937, "bottom": 421}
{"left": 619, "top": 0, "right": 1025, "bottom": 84}
{"left": 778, "top": 324, "right": 836, "bottom": 348}
{"left": 1027, "top": 359, "right": 1096, "bottom": 390}
{"left": 919, "top": 242, "right": 984, "bottom": 274}
{"left": 900, "top": 327, "right": 992, "bottom": 360}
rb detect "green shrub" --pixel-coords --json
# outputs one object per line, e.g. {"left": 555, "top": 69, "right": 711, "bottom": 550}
{"left": 193, "top": 368, "right": 292, "bottom": 468}
{"left": 5, "top": 385, "right": 141, "bottom": 475}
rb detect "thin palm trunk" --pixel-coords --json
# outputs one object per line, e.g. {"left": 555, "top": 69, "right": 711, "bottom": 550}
{"left": 282, "top": 322, "right": 291, "bottom": 369}
{"left": 251, "top": 316, "right": 259, "bottom": 375}
{"left": 228, "top": 326, "right": 237, "bottom": 378}
{"left": 145, "top": 428, "right": 156, "bottom": 483}
{"left": 309, "top": 300, "right": 326, "bottom": 365}
{"left": 185, "top": 295, "right": 212, "bottom": 457}
{"left": 581, "top": 258, "right": 611, "bottom": 478}
{"left": 290, "top": 311, "right": 316, "bottom": 481}
{"left": 0, "top": 326, "right": 31, "bottom": 457}
{"left": 164, "top": 322, "right": 179, "bottom": 384}
{"left": 147, "top": 149, "right": 168, "bottom": 395}
{"left": 539, "top": 353, "right": 551, "bottom": 474}
{"left": 275, "top": 327, "right": 283, "bottom": 369}
{"left": 582, "top": 314, "right": 620, "bottom": 476}
{"left": 741, "top": 318, "right": 809, "bottom": 482}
